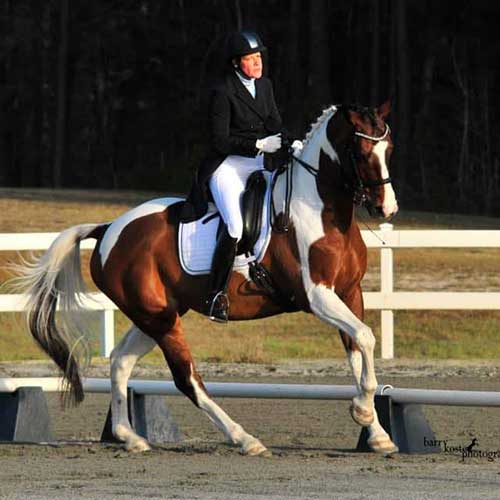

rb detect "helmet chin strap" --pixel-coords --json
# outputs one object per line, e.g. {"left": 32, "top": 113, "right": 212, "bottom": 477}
{"left": 234, "top": 66, "right": 254, "bottom": 81}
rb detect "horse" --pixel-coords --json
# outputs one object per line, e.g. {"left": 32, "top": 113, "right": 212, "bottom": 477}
{"left": 14, "top": 101, "right": 399, "bottom": 456}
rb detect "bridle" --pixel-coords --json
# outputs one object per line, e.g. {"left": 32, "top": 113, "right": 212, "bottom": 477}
{"left": 348, "top": 124, "right": 392, "bottom": 205}
{"left": 271, "top": 122, "right": 392, "bottom": 231}
{"left": 290, "top": 123, "right": 392, "bottom": 205}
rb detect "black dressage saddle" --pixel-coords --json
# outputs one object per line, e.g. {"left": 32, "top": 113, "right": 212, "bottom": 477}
{"left": 204, "top": 169, "right": 268, "bottom": 257}
{"left": 237, "top": 170, "right": 267, "bottom": 255}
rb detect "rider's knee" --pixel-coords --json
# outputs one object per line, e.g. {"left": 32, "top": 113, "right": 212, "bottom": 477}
{"left": 227, "top": 220, "right": 243, "bottom": 241}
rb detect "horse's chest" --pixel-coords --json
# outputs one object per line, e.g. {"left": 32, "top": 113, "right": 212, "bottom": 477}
{"left": 336, "top": 245, "right": 367, "bottom": 290}
{"left": 307, "top": 232, "right": 367, "bottom": 291}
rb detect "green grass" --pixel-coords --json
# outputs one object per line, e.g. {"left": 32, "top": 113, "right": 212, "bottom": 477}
{"left": 2, "top": 309, "right": 500, "bottom": 364}
{"left": 394, "top": 310, "right": 500, "bottom": 359}
{"left": 0, "top": 188, "right": 499, "bottom": 363}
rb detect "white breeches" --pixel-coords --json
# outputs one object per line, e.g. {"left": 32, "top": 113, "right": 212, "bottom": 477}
{"left": 209, "top": 154, "right": 265, "bottom": 240}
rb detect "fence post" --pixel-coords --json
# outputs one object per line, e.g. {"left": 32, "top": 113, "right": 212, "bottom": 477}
{"left": 379, "top": 223, "right": 394, "bottom": 359}
{"left": 100, "top": 309, "right": 115, "bottom": 358}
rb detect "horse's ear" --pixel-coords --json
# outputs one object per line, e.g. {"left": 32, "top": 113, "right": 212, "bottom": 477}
{"left": 378, "top": 100, "right": 392, "bottom": 119}
{"left": 343, "top": 108, "right": 364, "bottom": 129}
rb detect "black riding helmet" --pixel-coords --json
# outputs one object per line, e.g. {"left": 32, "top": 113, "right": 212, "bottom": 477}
{"left": 226, "top": 30, "right": 267, "bottom": 60}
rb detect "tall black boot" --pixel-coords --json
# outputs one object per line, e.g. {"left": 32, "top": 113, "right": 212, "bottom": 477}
{"left": 205, "top": 224, "right": 238, "bottom": 323}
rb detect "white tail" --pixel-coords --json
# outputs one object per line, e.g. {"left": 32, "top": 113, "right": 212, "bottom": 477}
{"left": 9, "top": 223, "right": 104, "bottom": 404}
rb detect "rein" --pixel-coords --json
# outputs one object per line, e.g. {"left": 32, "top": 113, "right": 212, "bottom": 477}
{"left": 270, "top": 123, "right": 391, "bottom": 231}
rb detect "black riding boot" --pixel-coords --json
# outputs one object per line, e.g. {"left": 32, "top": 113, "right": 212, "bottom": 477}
{"left": 205, "top": 225, "right": 238, "bottom": 323}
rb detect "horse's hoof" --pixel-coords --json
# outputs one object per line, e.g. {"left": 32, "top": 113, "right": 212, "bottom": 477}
{"left": 241, "top": 440, "right": 270, "bottom": 457}
{"left": 349, "top": 400, "right": 374, "bottom": 427}
{"left": 125, "top": 437, "right": 152, "bottom": 453}
{"left": 258, "top": 448, "right": 273, "bottom": 458}
{"left": 368, "top": 435, "right": 399, "bottom": 455}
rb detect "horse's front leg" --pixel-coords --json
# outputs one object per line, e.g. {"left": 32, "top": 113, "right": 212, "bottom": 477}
{"left": 339, "top": 287, "right": 398, "bottom": 454}
{"left": 307, "top": 283, "right": 377, "bottom": 427}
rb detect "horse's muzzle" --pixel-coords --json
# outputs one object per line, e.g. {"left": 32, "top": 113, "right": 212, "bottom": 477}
{"left": 371, "top": 203, "right": 398, "bottom": 220}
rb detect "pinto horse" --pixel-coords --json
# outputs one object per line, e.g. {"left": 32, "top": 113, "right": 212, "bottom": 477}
{"left": 16, "top": 101, "right": 398, "bottom": 455}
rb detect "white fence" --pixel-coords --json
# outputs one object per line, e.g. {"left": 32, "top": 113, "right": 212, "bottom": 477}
{"left": 1, "top": 226, "right": 499, "bottom": 359}
{"left": 362, "top": 224, "right": 500, "bottom": 358}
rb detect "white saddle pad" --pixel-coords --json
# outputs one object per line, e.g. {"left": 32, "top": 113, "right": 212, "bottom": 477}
{"left": 178, "top": 172, "right": 274, "bottom": 276}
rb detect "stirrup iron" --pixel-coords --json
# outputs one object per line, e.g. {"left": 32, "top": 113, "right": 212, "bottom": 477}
{"left": 207, "top": 291, "right": 229, "bottom": 323}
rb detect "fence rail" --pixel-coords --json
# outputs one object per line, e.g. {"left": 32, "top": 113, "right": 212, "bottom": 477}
{"left": 1, "top": 226, "right": 499, "bottom": 359}
{"left": 2, "top": 377, "right": 500, "bottom": 407}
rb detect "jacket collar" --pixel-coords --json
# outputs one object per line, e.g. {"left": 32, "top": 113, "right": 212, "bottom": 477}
{"left": 227, "top": 72, "right": 266, "bottom": 119}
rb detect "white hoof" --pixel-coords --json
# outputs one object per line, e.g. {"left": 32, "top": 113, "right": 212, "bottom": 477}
{"left": 113, "top": 424, "right": 131, "bottom": 443}
{"left": 125, "top": 436, "right": 152, "bottom": 453}
{"left": 368, "top": 435, "right": 399, "bottom": 455}
{"left": 241, "top": 439, "right": 270, "bottom": 457}
{"left": 350, "top": 398, "right": 374, "bottom": 427}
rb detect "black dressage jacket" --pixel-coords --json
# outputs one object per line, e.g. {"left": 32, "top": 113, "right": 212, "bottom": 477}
{"left": 180, "top": 72, "right": 284, "bottom": 222}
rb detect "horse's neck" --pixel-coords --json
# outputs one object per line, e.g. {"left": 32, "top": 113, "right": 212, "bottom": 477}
{"left": 273, "top": 118, "right": 354, "bottom": 244}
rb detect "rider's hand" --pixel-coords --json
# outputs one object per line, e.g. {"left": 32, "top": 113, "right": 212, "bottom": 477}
{"left": 291, "top": 140, "right": 303, "bottom": 155}
{"left": 256, "top": 133, "right": 282, "bottom": 154}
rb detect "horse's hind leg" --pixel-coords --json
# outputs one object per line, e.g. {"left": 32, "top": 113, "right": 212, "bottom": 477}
{"left": 110, "top": 324, "right": 156, "bottom": 452}
{"left": 154, "top": 314, "right": 269, "bottom": 456}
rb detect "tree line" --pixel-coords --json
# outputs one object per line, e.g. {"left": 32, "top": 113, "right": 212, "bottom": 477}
{"left": 1, "top": 0, "right": 499, "bottom": 215}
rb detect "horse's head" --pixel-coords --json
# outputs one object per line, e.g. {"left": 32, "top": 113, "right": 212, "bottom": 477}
{"left": 327, "top": 101, "right": 398, "bottom": 220}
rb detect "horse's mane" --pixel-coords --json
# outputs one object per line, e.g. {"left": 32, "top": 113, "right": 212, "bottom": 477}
{"left": 303, "top": 103, "right": 379, "bottom": 146}
{"left": 303, "top": 105, "right": 337, "bottom": 146}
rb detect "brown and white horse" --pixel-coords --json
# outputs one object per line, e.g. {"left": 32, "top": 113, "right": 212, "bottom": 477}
{"left": 16, "top": 102, "right": 398, "bottom": 455}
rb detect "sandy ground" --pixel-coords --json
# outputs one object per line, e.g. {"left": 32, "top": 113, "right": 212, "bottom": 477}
{"left": 0, "top": 360, "right": 500, "bottom": 499}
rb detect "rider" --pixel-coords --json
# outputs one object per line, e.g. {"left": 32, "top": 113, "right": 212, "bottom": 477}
{"left": 181, "top": 29, "right": 301, "bottom": 323}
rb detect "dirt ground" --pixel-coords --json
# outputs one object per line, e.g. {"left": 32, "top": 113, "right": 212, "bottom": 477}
{"left": 0, "top": 359, "right": 500, "bottom": 499}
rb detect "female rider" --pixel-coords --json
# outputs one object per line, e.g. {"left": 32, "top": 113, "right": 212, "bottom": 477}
{"left": 181, "top": 30, "right": 301, "bottom": 323}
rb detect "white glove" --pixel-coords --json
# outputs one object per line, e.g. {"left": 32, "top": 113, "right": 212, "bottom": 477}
{"left": 256, "top": 133, "right": 282, "bottom": 154}
{"left": 291, "top": 139, "right": 303, "bottom": 155}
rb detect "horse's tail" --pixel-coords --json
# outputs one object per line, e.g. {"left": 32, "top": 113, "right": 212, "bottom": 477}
{"left": 9, "top": 223, "right": 108, "bottom": 406}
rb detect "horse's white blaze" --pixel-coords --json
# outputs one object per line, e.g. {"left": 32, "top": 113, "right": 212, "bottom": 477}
{"left": 372, "top": 142, "right": 398, "bottom": 218}
{"left": 100, "top": 197, "right": 181, "bottom": 267}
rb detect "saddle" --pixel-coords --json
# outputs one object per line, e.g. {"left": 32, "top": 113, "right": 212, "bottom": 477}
{"left": 178, "top": 171, "right": 273, "bottom": 276}
{"left": 178, "top": 170, "right": 296, "bottom": 310}
{"left": 238, "top": 170, "right": 267, "bottom": 255}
